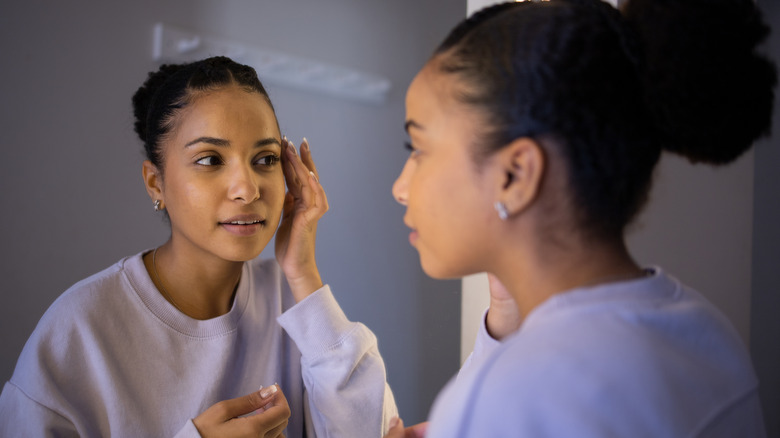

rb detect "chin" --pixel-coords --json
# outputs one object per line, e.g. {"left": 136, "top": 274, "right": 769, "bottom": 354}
{"left": 420, "top": 256, "right": 470, "bottom": 280}
{"left": 222, "top": 243, "right": 268, "bottom": 263}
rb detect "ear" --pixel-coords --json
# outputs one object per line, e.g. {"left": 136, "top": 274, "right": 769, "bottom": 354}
{"left": 142, "top": 160, "right": 164, "bottom": 208}
{"left": 493, "top": 137, "right": 545, "bottom": 218}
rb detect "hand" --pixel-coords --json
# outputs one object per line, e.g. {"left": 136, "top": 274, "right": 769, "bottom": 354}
{"left": 485, "top": 274, "right": 522, "bottom": 340}
{"left": 275, "top": 138, "right": 329, "bottom": 302}
{"left": 384, "top": 417, "right": 428, "bottom": 438}
{"left": 193, "top": 385, "right": 291, "bottom": 438}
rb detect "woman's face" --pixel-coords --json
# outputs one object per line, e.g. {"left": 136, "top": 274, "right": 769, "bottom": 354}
{"left": 393, "top": 63, "right": 498, "bottom": 279}
{"left": 157, "top": 85, "right": 285, "bottom": 263}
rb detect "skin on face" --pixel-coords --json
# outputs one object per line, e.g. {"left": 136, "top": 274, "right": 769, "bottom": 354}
{"left": 393, "top": 62, "right": 499, "bottom": 279}
{"left": 150, "top": 85, "right": 285, "bottom": 266}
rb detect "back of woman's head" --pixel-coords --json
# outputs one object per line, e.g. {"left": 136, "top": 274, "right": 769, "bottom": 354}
{"left": 132, "top": 56, "right": 274, "bottom": 170}
{"left": 434, "top": 0, "right": 776, "bottom": 239}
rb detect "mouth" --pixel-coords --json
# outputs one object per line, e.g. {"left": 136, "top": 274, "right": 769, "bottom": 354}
{"left": 221, "top": 219, "right": 264, "bottom": 226}
{"left": 404, "top": 221, "right": 419, "bottom": 246}
{"left": 219, "top": 215, "right": 266, "bottom": 236}
{"left": 408, "top": 229, "right": 419, "bottom": 245}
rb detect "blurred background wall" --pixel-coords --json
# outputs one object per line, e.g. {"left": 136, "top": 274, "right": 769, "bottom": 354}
{"left": 0, "top": 0, "right": 464, "bottom": 424}
{"left": 751, "top": 1, "right": 780, "bottom": 435}
{"left": 1, "top": 0, "right": 779, "bottom": 432}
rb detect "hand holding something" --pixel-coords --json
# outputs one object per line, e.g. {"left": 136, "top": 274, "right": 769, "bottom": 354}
{"left": 485, "top": 274, "right": 522, "bottom": 340}
{"left": 383, "top": 417, "right": 428, "bottom": 438}
{"left": 275, "top": 138, "right": 329, "bottom": 302}
{"left": 193, "top": 385, "right": 290, "bottom": 438}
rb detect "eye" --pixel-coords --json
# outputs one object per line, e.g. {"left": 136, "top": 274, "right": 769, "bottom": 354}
{"left": 255, "top": 154, "right": 281, "bottom": 168}
{"left": 404, "top": 141, "right": 421, "bottom": 158}
{"left": 195, "top": 155, "right": 223, "bottom": 166}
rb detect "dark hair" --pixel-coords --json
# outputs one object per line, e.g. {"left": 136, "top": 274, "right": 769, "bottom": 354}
{"left": 132, "top": 56, "right": 275, "bottom": 170}
{"left": 433, "top": 0, "right": 776, "bottom": 239}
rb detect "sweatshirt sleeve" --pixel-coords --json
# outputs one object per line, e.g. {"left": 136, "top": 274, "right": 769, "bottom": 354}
{"left": 0, "top": 381, "right": 79, "bottom": 438}
{"left": 277, "top": 285, "right": 398, "bottom": 438}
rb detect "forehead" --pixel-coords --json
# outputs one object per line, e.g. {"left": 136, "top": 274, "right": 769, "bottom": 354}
{"left": 405, "top": 61, "right": 483, "bottom": 141}
{"left": 406, "top": 63, "right": 456, "bottom": 119}
{"left": 176, "top": 85, "right": 279, "bottom": 137}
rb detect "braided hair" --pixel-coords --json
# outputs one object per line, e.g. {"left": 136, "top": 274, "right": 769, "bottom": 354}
{"left": 131, "top": 56, "right": 275, "bottom": 171}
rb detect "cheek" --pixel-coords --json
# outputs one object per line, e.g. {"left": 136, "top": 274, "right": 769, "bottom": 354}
{"left": 181, "top": 180, "right": 221, "bottom": 209}
{"left": 266, "top": 173, "right": 286, "bottom": 212}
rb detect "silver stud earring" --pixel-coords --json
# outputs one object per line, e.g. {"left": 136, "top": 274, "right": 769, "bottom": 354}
{"left": 153, "top": 200, "right": 161, "bottom": 211}
{"left": 494, "top": 201, "right": 509, "bottom": 221}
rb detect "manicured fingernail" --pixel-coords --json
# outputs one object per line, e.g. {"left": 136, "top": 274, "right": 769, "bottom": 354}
{"left": 302, "top": 137, "right": 309, "bottom": 150}
{"left": 260, "top": 384, "right": 277, "bottom": 398}
{"left": 309, "top": 171, "right": 318, "bottom": 183}
{"left": 389, "top": 416, "right": 401, "bottom": 428}
{"left": 288, "top": 141, "right": 297, "bottom": 156}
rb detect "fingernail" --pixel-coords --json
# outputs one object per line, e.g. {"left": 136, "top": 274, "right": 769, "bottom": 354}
{"left": 302, "top": 137, "right": 309, "bottom": 150}
{"left": 389, "top": 416, "right": 401, "bottom": 429}
{"left": 260, "top": 384, "right": 278, "bottom": 398}
{"left": 288, "top": 141, "right": 298, "bottom": 156}
{"left": 309, "top": 171, "right": 318, "bottom": 183}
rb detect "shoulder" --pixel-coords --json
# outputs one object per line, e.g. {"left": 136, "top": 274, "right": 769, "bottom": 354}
{"left": 7, "top": 255, "right": 141, "bottom": 400}
{"left": 38, "top": 254, "right": 139, "bottom": 327}
{"left": 462, "top": 272, "right": 758, "bottom": 436}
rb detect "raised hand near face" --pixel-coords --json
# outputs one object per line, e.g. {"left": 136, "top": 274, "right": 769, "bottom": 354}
{"left": 275, "top": 138, "right": 329, "bottom": 302}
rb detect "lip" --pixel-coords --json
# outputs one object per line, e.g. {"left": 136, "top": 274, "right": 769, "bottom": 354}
{"left": 219, "top": 214, "right": 266, "bottom": 237}
{"left": 403, "top": 217, "right": 418, "bottom": 246}
{"left": 408, "top": 230, "right": 419, "bottom": 246}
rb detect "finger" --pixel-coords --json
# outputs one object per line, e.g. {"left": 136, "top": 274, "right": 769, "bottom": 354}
{"left": 263, "top": 420, "right": 289, "bottom": 438}
{"left": 283, "top": 138, "right": 328, "bottom": 224}
{"left": 287, "top": 143, "right": 319, "bottom": 208}
{"left": 243, "top": 386, "right": 291, "bottom": 435}
{"left": 407, "top": 421, "right": 429, "bottom": 438}
{"left": 223, "top": 385, "right": 282, "bottom": 421}
{"left": 297, "top": 140, "right": 328, "bottom": 218}
{"left": 384, "top": 417, "right": 404, "bottom": 438}
{"left": 284, "top": 140, "right": 319, "bottom": 213}
{"left": 281, "top": 138, "right": 302, "bottom": 198}
{"left": 299, "top": 137, "right": 320, "bottom": 180}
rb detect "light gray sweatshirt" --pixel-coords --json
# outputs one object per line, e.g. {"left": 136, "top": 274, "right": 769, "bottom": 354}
{"left": 0, "top": 252, "right": 397, "bottom": 437}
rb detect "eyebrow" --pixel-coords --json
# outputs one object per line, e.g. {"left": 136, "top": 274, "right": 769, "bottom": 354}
{"left": 184, "top": 136, "right": 281, "bottom": 149}
{"left": 404, "top": 120, "right": 423, "bottom": 133}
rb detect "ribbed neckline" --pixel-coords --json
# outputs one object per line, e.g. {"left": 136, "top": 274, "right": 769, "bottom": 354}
{"left": 521, "top": 267, "right": 678, "bottom": 330}
{"left": 123, "top": 251, "right": 251, "bottom": 338}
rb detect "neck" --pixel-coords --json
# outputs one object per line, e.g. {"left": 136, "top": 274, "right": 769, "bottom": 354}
{"left": 144, "top": 241, "right": 244, "bottom": 320}
{"left": 493, "top": 234, "right": 642, "bottom": 319}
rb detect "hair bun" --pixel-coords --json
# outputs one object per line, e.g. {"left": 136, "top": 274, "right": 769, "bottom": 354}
{"left": 623, "top": 0, "right": 777, "bottom": 164}
{"left": 131, "top": 63, "right": 185, "bottom": 144}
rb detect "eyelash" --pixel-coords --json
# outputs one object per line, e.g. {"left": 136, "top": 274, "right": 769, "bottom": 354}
{"left": 194, "top": 154, "right": 281, "bottom": 168}
{"left": 404, "top": 141, "right": 421, "bottom": 158}
{"left": 195, "top": 155, "right": 222, "bottom": 166}
{"left": 256, "top": 155, "right": 281, "bottom": 167}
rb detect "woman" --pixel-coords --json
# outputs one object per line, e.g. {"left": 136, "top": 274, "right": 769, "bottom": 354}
{"left": 386, "top": 0, "right": 775, "bottom": 436}
{"left": 0, "top": 56, "right": 397, "bottom": 437}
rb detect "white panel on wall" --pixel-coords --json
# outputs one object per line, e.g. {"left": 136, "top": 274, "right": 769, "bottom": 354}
{"left": 153, "top": 23, "right": 392, "bottom": 104}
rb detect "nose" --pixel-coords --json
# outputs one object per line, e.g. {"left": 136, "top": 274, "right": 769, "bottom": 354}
{"left": 228, "top": 163, "right": 260, "bottom": 203}
{"left": 392, "top": 159, "right": 412, "bottom": 206}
